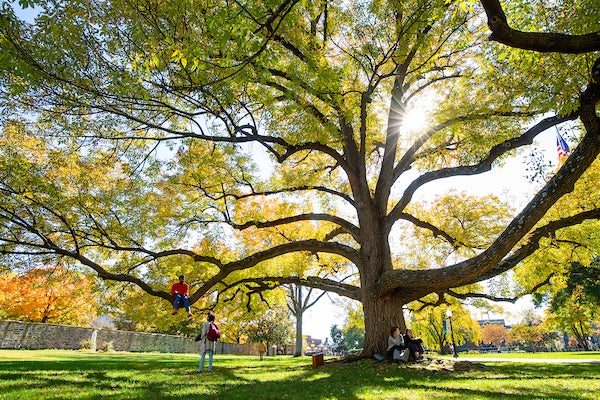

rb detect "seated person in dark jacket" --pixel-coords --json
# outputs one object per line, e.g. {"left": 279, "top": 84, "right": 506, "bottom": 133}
{"left": 403, "top": 328, "right": 424, "bottom": 361}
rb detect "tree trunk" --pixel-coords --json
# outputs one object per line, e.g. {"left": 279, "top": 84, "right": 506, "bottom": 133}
{"left": 294, "top": 308, "right": 303, "bottom": 357}
{"left": 576, "top": 321, "right": 589, "bottom": 350}
{"left": 428, "top": 317, "right": 445, "bottom": 352}
{"left": 357, "top": 207, "right": 406, "bottom": 356}
{"left": 361, "top": 292, "right": 406, "bottom": 355}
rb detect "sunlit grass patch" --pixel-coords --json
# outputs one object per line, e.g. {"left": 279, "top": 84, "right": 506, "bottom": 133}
{"left": 0, "top": 350, "right": 598, "bottom": 399}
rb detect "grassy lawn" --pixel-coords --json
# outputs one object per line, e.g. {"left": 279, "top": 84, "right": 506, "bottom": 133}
{"left": 443, "top": 351, "right": 600, "bottom": 360}
{"left": 0, "top": 350, "right": 598, "bottom": 399}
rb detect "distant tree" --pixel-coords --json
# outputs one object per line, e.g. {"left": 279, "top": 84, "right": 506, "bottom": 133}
{"left": 287, "top": 283, "right": 327, "bottom": 357}
{"left": 343, "top": 302, "right": 365, "bottom": 330}
{"left": 510, "top": 323, "right": 543, "bottom": 351}
{"left": 343, "top": 326, "right": 365, "bottom": 350}
{"left": 0, "top": 265, "right": 97, "bottom": 325}
{"left": 448, "top": 310, "right": 482, "bottom": 350}
{"left": 545, "top": 260, "right": 600, "bottom": 350}
{"left": 330, "top": 325, "right": 346, "bottom": 355}
{"left": 412, "top": 309, "right": 448, "bottom": 352}
{"left": 409, "top": 303, "right": 481, "bottom": 352}
{"left": 243, "top": 305, "right": 294, "bottom": 351}
{"left": 481, "top": 324, "right": 509, "bottom": 347}
{"left": 331, "top": 301, "right": 365, "bottom": 351}
{"left": 221, "top": 301, "right": 272, "bottom": 344}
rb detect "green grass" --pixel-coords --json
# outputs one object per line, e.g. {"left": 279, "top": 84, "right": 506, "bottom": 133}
{"left": 0, "top": 350, "right": 598, "bottom": 399}
{"left": 453, "top": 351, "right": 600, "bottom": 360}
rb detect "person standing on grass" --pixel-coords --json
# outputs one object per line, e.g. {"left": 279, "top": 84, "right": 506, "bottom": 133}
{"left": 196, "top": 312, "right": 217, "bottom": 373}
{"left": 258, "top": 341, "right": 267, "bottom": 361}
{"left": 171, "top": 275, "right": 192, "bottom": 318}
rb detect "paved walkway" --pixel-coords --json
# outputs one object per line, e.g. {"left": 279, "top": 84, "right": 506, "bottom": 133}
{"left": 439, "top": 356, "right": 600, "bottom": 364}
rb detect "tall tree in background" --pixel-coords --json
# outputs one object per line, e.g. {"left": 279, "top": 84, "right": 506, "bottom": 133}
{"left": 481, "top": 324, "right": 509, "bottom": 347}
{"left": 0, "top": 0, "right": 599, "bottom": 355}
{"left": 243, "top": 304, "right": 295, "bottom": 352}
{"left": 330, "top": 324, "right": 346, "bottom": 355}
{"left": 510, "top": 322, "right": 543, "bottom": 352}
{"left": 410, "top": 309, "right": 448, "bottom": 352}
{"left": 544, "top": 261, "right": 600, "bottom": 350}
{"left": 409, "top": 303, "right": 481, "bottom": 351}
{"left": 287, "top": 283, "right": 327, "bottom": 356}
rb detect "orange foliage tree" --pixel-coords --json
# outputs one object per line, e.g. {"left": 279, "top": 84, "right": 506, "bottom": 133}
{"left": 481, "top": 324, "right": 509, "bottom": 346}
{"left": 0, "top": 265, "right": 98, "bottom": 325}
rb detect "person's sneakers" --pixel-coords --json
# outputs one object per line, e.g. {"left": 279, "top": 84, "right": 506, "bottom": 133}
{"left": 171, "top": 309, "right": 178, "bottom": 315}
{"left": 187, "top": 312, "right": 193, "bottom": 318}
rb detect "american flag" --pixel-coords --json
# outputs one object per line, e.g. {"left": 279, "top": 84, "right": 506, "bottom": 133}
{"left": 556, "top": 131, "right": 570, "bottom": 162}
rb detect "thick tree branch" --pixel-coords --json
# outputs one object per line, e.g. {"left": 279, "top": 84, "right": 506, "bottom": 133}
{"left": 1, "top": 199, "right": 361, "bottom": 306}
{"left": 224, "top": 185, "right": 356, "bottom": 209}
{"left": 380, "top": 206, "right": 600, "bottom": 298}
{"left": 473, "top": 209, "right": 600, "bottom": 283}
{"left": 479, "top": 0, "right": 600, "bottom": 53}
{"left": 391, "top": 110, "right": 540, "bottom": 184}
{"left": 218, "top": 275, "right": 362, "bottom": 301}
{"left": 445, "top": 272, "right": 555, "bottom": 304}
{"left": 397, "top": 212, "right": 471, "bottom": 250}
{"left": 54, "top": 249, "right": 173, "bottom": 302}
{"left": 223, "top": 213, "right": 360, "bottom": 242}
{"left": 387, "top": 112, "right": 577, "bottom": 230}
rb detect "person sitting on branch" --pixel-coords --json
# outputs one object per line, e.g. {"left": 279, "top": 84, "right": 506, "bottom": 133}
{"left": 171, "top": 275, "right": 192, "bottom": 318}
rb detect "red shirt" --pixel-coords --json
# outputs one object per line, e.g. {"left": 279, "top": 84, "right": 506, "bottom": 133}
{"left": 171, "top": 282, "right": 189, "bottom": 296}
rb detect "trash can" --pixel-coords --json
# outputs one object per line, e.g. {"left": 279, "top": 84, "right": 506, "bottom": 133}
{"left": 311, "top": 352, "right": 324, "bottom": 367}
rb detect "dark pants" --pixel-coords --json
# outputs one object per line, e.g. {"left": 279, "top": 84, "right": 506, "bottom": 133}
{"left": 406, "top": 340, "right": 424, "bottom": 360}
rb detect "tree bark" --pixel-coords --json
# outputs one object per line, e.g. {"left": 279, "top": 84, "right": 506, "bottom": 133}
{"left": 294, "top": 287, "right": 303, "bottom": 357}
{"left": 295, "top": 312, "right": 303, "bottom": 356}
{"left": 479, "top": 0, "right": 600, "bottom": 53}
{"left": 361, "top": 291, "right": 406, "bottom": 355}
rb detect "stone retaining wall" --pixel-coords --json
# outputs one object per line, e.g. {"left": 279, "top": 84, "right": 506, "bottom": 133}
{"left": 0, "top": 320, "right": 257, "bottom": 355}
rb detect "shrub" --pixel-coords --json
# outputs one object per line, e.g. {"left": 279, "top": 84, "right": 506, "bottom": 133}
{"left": 79, "top": 339, "right": 94, "bottom": 350}
{"left": 99, "top": 341, "right": 114, "bottom": 352}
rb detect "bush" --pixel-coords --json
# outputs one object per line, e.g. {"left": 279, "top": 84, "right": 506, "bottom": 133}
{"left": 99, "top": 341, "right": 114, "bottom": 352}
{"left": 79, "top": 339, "right": 94, "bottom": 350}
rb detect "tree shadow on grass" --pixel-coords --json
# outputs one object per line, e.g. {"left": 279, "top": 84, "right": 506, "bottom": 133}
{"left": 0, "top": 354, "right": 598, "bottom": 399}
{"left": 183, "top": 357, "right": 600, "bottom": 400}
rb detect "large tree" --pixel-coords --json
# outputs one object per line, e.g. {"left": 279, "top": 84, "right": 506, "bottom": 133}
{"left": 0, "top": 0, "right": 599, "bottom": 355}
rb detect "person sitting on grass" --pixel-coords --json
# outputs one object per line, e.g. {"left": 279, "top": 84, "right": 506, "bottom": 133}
{"left": 171, "top": 275, "right": 192, "bottom": 318}
{"left": 387, "top": 326, "right": 405, "bottom": 360}
{"left": 403, "top": 328, "right": 425, "bottom": 361}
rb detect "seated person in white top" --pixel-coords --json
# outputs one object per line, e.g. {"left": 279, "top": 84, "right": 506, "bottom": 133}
{"left": 387, "top": 326, "right": 405, "bottom": 360}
